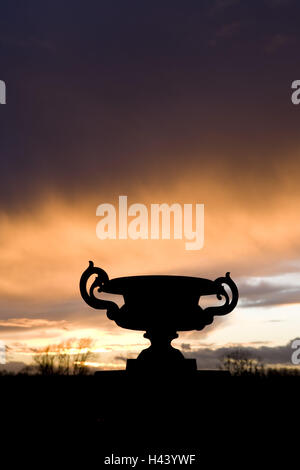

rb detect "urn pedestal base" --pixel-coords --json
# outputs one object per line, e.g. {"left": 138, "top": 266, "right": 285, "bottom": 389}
{"left": 126, "top": 358, "right": 197, "bottom": 372}
{"left": 126, "top": 329, "right": 197, "bottom": 372}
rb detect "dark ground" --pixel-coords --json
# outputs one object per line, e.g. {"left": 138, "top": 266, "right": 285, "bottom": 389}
{"left": 1, "top": 371, "right": 299, "bottom": 466}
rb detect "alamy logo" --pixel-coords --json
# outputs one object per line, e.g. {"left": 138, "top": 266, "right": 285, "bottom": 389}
{"left": 291, "top": 80, "right": 300, "bottom": 105}
{"left": 0, "top": 341, "right": 6, "bottom": 364}
{"left": 291, "top": 339, "right": 300, "bottom": 365}
{"left": 96, "top": 196, "right": 204, "bottom": 251}
{"left": 0, "top": 80, "right": 6, "bottom": 104}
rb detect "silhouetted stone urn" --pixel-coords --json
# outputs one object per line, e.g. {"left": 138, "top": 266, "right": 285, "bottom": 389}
{"left": 80, "top": 261, "right": 239, "bottom": 371}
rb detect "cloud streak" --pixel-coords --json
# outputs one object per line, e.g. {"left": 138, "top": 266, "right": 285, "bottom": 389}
{"left": 182, "top": 339, "right": 300, "bottom": 369}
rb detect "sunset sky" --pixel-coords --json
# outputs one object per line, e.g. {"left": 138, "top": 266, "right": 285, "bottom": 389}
{"left": 1, "top": 0, "right": 300, "bottom": 370}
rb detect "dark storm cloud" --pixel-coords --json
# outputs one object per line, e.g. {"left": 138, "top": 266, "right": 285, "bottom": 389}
{"left": 1, "top": 0, "right": 300, "bottom": 209}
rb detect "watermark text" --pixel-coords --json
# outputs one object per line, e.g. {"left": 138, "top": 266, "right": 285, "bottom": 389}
{"left": 96, "top": 196, "right": 204, "bottom": 251}
{"left": 0, "top": 80, "right": 6, "bottom": 104}
{"left": 291, "top": 338, "right": 300, "bottom": 365}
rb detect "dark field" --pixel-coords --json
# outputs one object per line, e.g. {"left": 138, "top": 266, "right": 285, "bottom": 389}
{"left": 1, "top": 371, "right": 299, "bottom": 466}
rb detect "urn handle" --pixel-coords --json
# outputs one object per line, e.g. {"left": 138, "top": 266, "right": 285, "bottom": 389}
{"left": 79, "top": 261, "right": 119, "bottom": 319}
{"left": 198, "top": 272, "right": 238, "bottom": 329}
